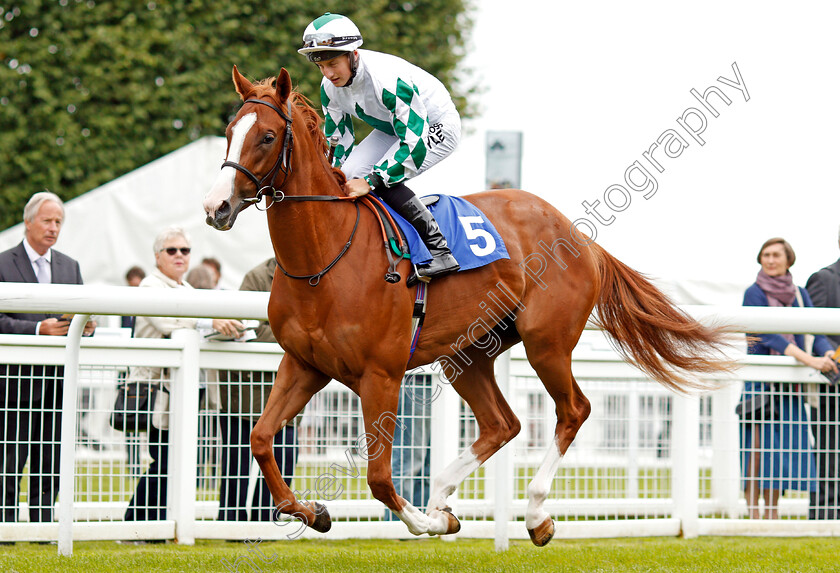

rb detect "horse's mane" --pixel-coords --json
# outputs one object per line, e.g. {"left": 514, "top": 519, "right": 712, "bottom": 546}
{"left": 250, "top": 79, "right": 346, "bottom": 186}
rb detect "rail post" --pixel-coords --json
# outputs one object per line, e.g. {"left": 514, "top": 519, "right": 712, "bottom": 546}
{"left": 57, "top": 313, "right": 90, "bottom": 556}
{"left": 169, "top": 329, "right": 201, "bottom": 544}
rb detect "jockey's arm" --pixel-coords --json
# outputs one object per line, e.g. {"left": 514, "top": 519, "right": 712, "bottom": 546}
{"left": 321, "top": 86, "right": 355, "bottom": 168}
{"left": 372, "top": 78, "right": 430, "bottom": 188}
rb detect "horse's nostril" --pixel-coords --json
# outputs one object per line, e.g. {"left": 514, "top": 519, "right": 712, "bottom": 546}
{"left": 217, "top": 201, "right": 232, "bottom": 220}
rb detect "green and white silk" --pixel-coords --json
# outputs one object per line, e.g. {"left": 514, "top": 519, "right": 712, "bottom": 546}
{"left": 321, "top": 49, "right": 459, "bottom": 186}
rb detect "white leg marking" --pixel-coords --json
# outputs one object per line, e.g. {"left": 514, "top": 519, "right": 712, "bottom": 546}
{"left": 525, "top": 443, "right": 563, "bottom": 529}
{"left": 203, "top": 112, "right": 257, "bottom": 216}
{"left": 398, "top": 502, "right": 451, "bottom": 536}
{"left": 426, "top": 448, "right": 480, "bottom": 513}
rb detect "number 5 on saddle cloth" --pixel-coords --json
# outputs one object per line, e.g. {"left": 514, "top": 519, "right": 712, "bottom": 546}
{"left": 363, "top": 193, "right": 510, "bottom": 363}
{"left": 378, "top": 193, "right": 510, "bottom": 276}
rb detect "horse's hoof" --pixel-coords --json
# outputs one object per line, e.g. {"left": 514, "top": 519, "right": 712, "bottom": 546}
{"left": 527, "top": 516, "right": 554, "bottom": 547}
{"left": 308, "top": 502, "right": 332, "bottom": 533}
{"left": 441, "top": 506, "right": 461, "bottom": 535}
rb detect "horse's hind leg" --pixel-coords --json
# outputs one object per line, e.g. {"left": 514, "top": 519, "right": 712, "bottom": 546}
{"left": 426, "top": 347, "right": 521, "bottom": 521}
{"left": 523, "top": 349, "right": 591, "bottom": 546}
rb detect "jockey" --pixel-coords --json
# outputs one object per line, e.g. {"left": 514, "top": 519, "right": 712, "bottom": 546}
{"left": 298, "top": 12, "right": 461, "bottom": 283}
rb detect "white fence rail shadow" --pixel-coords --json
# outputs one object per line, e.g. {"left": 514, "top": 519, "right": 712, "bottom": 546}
{"left": 1, "top": 283, "right": 840, "bottom": 556}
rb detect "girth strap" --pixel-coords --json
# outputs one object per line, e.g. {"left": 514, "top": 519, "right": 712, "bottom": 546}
{"left": 408, "top": 281, "right": 428, "bottom": 364}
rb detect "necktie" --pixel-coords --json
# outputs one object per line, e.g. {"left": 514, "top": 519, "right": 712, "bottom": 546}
{"left": 35, "top": 257, "right": 49, "bottom": 284}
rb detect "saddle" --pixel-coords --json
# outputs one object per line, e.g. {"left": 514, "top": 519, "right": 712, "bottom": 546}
{"left": 362, "top": 192, "right": 509, "bottom": 362}
{"left": 363, "top": 193, "right": 508, "bottom": 285}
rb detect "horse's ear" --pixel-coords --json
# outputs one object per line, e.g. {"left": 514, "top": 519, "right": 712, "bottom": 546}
{"left": 232, "top": 65, "right": 254, "bottom": 101}
{"left": 276, "top": 68, "right": 292, "bottom": 104}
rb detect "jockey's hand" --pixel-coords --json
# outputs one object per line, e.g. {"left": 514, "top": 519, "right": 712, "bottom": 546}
{"left": 345, "top": 178, "right": 371, "bottom": 198}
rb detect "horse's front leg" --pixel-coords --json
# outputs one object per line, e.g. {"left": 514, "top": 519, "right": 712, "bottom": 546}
{"left": 251, "top": 354, "right": 330, "bottom": 533}
{"left": 359, "top": 377, "right": 460, "bottom": 537}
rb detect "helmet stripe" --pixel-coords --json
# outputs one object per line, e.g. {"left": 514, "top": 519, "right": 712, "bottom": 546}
{"left": 313, "top": 13, "right": 344, "bottom": 29}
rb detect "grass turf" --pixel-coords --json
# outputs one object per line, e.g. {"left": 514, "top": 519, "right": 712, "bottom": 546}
{"left": 0, "top": 536, "right": 837, "bottom": 572}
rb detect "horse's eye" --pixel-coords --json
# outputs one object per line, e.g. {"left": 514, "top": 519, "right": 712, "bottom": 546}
{"left": 262, "top": 134, "right": 275, "bottom": 145}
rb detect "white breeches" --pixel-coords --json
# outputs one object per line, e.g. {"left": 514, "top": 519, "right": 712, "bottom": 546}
{"left": 341, "top": 110, "right": 461, "bottom": 181}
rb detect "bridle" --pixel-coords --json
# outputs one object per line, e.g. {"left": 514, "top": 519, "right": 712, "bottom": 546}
{"left": 221, "top": 98, "right": 295, "bottom": 210}
{"left": 220, "top": 95, "right": 361, "bottom": 286}
{"left": 221, "top": 97, "right": 355, "bottom": 208}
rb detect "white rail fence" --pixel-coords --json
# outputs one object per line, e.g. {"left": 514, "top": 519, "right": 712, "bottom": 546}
{"left": 1, "top": 284, "right": 840, "bottom": 556}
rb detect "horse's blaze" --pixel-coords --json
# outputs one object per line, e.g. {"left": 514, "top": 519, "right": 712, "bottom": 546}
{"left": 203, "top": 112, "right": 257, "bottom": 226}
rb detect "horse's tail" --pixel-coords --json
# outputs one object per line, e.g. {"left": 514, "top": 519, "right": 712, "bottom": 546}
{"left": 592, "top": 244, "right": 735, "bottom": 393}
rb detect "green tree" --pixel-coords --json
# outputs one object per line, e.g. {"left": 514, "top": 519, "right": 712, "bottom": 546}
{"left": 0, "top": 1, "right": 475, "bottom": 230}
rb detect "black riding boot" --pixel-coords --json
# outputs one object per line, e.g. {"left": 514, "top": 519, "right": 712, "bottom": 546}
{"left": 394, "top": 195, "right": 460, "bottom": 284}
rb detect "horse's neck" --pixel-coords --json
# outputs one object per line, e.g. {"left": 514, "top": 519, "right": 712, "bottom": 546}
{"left": 266, "top": 164, "right": 351, "bottom": 275}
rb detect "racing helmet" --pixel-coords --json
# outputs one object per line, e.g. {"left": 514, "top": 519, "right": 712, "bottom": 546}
{"left": 298, "top": 13, "right": 363, "bottom": 63}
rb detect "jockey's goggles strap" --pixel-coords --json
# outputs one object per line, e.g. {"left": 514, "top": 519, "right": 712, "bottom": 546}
{"left": 302, "top": 34, "right": 362, "bottom": 48}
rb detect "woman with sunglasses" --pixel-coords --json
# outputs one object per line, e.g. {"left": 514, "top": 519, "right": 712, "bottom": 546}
{"left": 124, "top": 226, "right": 242, "bottom": 522}
{"left": 299, "top": 12, "right": 461, "bottom": 284}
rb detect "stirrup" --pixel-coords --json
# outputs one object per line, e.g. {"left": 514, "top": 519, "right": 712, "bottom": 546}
{"left": 406, "top": 263, "right": 432, "bottom": 287}
{"left": 406, "top": 255, "right": 459, "bottom": 287}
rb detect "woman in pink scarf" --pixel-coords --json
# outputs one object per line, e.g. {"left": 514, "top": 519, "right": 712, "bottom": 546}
{"left": 740, "top": 237, "right": 838, "bottom": 519}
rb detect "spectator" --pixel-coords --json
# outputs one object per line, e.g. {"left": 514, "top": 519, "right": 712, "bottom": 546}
{"left": 124, "top": 226, "right": 242, "bottom": 522}
{"left": 121, "top": 266, "right": 145, "bottom": 329}
{"left": 185, "top": 262, "right": 226, "bottom": 489}
{"left": 125, "top": 265, "right": 145, "bottom": 287}
{"left": 739, "top": 237, "right": 838, "bottom": 519}
{"left": 201, "top": 257, "right": 222, "bottom": 289}
{"left": 385, "top": 374, "right": 432, "bottom": 521}
{"left": 0, "top": 191, "right": 95, "bottom": 524}
{"left": 186, "top": 265, "right": 215, "bottom": 290}
{"left": 217, "top": 258, "right": 298, "bottom": 521}
{"left": 119, "top": 265, "right": 147, "bottom": 476}
{"left": 184, "top": 263, "right": 222, "bottom": 488}
{"left": 805, "top": 230, "right": 840, "bottom": 519}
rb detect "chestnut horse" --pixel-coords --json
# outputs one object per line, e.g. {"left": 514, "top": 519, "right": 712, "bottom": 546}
{"left": 203, "top": 67, "right": 732, "bottom": 545}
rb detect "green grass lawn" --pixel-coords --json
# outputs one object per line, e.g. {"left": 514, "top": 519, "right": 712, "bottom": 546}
{"left": 1, "top": 537, "right": 838, "bottom": 573}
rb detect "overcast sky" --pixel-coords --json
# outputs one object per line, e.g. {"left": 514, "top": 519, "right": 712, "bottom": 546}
{"left": 412, "top": 0, "right": 840, "bottom": 300}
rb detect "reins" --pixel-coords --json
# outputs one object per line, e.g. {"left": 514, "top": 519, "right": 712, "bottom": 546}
{"left": 223, "top": 95, "right": 409, "bottom": 286}
{"left": 272, "top": 195, "right": 406, "bottom": 287}
{"left": 275, "top": 199, "right": 361, "bottom": 287}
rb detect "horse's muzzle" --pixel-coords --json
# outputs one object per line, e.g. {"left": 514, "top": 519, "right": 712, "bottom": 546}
{"left": 205, "top": 214, "right": 230, "bottom": 231}
{"left": 206, "top": 200, "right": 235, "bottom": 231}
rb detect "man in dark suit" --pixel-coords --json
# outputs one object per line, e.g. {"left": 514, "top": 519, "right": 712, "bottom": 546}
{"left": 805, "top": 235, "right": 840, "bottom": 519}
{"left": 0, "top": 191, "right": 95, "bottom": 523}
